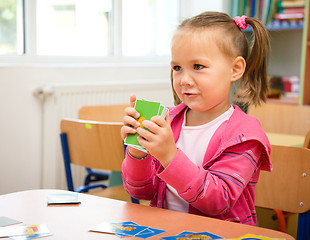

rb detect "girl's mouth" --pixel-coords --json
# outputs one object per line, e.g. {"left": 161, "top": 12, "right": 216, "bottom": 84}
{"left": 184, "top": 92, "right": 196, "bottom": 96}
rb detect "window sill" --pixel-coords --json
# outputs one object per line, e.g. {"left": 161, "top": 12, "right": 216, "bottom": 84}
{"left": 0, "top": 55, "right": 171, "bottom": 67}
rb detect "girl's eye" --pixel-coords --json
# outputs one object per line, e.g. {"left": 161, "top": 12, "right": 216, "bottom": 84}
{"left": 194, "top": 64, "right": 204, "bottom": 70}
{"left": 172, "top": 65, "right": 182, "bottom": 71}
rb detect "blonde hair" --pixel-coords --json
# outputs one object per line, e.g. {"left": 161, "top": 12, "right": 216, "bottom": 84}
{"left": 171, "top": 11, "right": 270, "bottom": 106}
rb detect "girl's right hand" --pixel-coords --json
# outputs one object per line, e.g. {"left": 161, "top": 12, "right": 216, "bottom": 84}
{"left": 121, "top": 94, "right": 148, "bottom": 159}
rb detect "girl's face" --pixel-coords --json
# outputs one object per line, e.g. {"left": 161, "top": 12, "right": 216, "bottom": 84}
{"left": 171, "top": 30, "right": 237, "bottom": 118}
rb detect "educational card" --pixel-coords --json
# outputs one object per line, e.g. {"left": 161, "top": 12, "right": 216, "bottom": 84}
{"left": 112, "top": 221, "right": 140, "bottom": 237}
{"left": 135, "top": 227, "right": 166, "bottom": 239}
{"left": 0, "top": 224, "right": 50, "bottom": 238}
{"left": 0, "top": 216, "right": 21, "bottom": 227}
{"left": 228, "top": 234, "right": 285, "bottom": 240}
{"left": 89, "top": 221, "right": 149, "bottom": 237}
{"left": 10, "top": 233, "right": 53, "bottom": 240}
{"left": 160, "top": 231, "right": 223, "bottom": 240}
{"left": 110, "top": 221, "right": 166, "bottom": 238}
{"left": 89, "top": 221, "right": 166, "bottom": 239}
{"left": 47, "top": 193, "right": 81, "bottom": 205}
{"left": 124, "top": 99, "right": 168, "bottom": 153}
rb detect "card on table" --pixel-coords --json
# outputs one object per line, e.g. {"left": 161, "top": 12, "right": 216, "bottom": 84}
{"left": 135, "top": 227, "right": 166, "bottom": 239}
{"left": 0, "top": 216, "right": 21, "bottom": 227}
{"left": 89, "top": 221, "right": 166, "bottom": 239}
{"left": 0, "top": 224, "right": 50, "bottom": 238}
{"left": 10, "top": 233, "right": 53, "bottom": 240}
{"left": 47, "top": 193, "right": 81, "bottom": 205}
{"left": 109, "top": 221, "right": 139, "bottom": 237}
{"left": 89, "top": 221, "right": 149, "bottom": 237}
{"left": 229, "top": 234, "right": 285, "bottom": 240}
{"left": 160, "top": 231, "right": 223, "bottom": 240}
{"left": 124, "top": 98, "right": 168, "bottom": 153}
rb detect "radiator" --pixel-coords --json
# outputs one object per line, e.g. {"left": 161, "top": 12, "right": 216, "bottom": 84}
{"left": 34, "top": 79, "right": 173, "bottom": 190}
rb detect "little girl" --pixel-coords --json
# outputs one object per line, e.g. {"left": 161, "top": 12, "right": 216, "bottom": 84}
{"left": 121, "top": 12, "right": 272, "bottom": 225}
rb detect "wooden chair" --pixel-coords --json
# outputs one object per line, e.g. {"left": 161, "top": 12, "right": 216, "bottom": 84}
{"left": 60, "top": 118, "right": 137, "bottom": 202}
{"left": 74, "top": 104, "right": 129, "bottom": 189}
{"left": 60, "top": 103, "right": 137, "bottom": 202}
{"left": 79, "top": 104, "right": 130, "bottom": 122}
{"left": 255, "top": 145, "right": 310, "bottom": 240}
{"left": 247, "top": 103, "right": 310, "bottom": 135}
{"left": 78, "top": 104, "right": 131, "bottom": 186}
{"left": 79, "top": 104, "right": 150, "bottom": 205}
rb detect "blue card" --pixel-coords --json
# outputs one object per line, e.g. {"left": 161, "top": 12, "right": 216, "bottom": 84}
{"left": 89, "top": 222, "right": 149, "bottom": 237}
{"left": 89, "top": 221, "right": 167, "bottom": 239}
{"left": 160, "top": 231, "right": 223, "bottom": 240}
{"left": 135, "top": 227, "right": 166, "bottom": 239}
{"left": 113, "top": 221, "right": 140, "bottom": 237}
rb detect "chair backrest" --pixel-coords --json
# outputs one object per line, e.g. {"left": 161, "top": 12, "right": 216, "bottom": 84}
{"left": 247, "top": 103, "right": 310, "bottom": 135}
{"left": 304, "top": 128, "right": 310, "bottom": 149}
{"left": 60, "top": 119, "right": 124, "bottom": 171}
{"left": 255, "top": 145, "right": 310, "bottom": 213}
{"left": 79, "top": 104, "right": 130, "bottom": 122}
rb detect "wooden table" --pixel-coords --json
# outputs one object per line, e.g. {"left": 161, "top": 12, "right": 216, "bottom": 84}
{"left": 0, "top": 189, "right": 294, "bottom": 239}
{"left": 266, "top": 132, "right": 305, "bottom": 147}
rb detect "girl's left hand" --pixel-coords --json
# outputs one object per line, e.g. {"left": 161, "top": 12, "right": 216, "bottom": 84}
{"left": 136, "top": 114, "right": 177, "bottom": 168}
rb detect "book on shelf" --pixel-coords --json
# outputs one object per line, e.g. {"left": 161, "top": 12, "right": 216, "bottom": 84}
{"left": 277, "top": 0, "right": 305, "bottom": 9}
{"left": 232, "top": 0, "right": 305, "bottom": 29}
{"left": 266, "top": 0, "right": 278, "bottom": 24}
{"left": 274, "top": 12, "right": 304, "bottom": 20}
{"left": 232, "top": 0, "right": 277, "bottom": 25}
{"left": 278, "top": 7, "right": 305, "bottom": 14}
{"left": 261, "top": 0, "right": 273, "bottom": 24}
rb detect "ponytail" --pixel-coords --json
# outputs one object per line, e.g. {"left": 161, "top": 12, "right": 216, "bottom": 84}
{"left": 239, "top": 17, "right": 270, "bottom": 106}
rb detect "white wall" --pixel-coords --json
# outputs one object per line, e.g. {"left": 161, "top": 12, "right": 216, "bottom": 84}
{"left": 0, "top": 63, "right": 170, "bottom": 194}
{"left": 181, "top": 0, "right": 232, "bottom": 18}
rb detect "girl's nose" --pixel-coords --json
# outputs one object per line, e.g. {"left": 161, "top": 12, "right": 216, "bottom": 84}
{"left": 180, "top": 73, "right": 194, "bottom": 86}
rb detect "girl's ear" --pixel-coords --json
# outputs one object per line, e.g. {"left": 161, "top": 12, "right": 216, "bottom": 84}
{"left": 231, "top": 56, "right": 246, "bottom": 83}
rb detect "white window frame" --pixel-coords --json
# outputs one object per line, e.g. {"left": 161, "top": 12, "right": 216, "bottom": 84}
{"left": 0, "top": 0, "right": 172, "bottom": 65}
{"left": 0, "top": 0, "right": 230, "bottom": 65}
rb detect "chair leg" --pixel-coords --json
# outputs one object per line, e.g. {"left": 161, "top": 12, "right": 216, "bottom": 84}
{"left": 131, "top": 197, "right": 140, "bottom": 204}
{"left": 297, "top": 211, "right": 310, "bottom": 240}
{"left": 274, "top": 210, "right": 286, "bottom": 232}
{"left": 60, "top": 133, "right": 74, "bottom": 191}
{"left": 84, "top": 168, "right": 109, "bottom": 186}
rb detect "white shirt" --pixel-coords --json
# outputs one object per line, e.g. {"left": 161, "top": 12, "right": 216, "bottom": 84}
{"left": 164, "top": 106, "right": 234, "bottom": 212}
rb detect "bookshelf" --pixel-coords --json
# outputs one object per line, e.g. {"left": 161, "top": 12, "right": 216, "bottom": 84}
{"left": 239, "top": 2, "right": 310, "bottom": 236}
{"left": 233, "top": 0, "right": 310, "bottom": 105}
{"left": 300, "top": 0, "right": 310, "bottom": 105}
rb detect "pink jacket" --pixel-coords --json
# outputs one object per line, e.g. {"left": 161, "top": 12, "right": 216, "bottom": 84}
{"left": 122, "top": 103, "right": 272, "bottom": 225}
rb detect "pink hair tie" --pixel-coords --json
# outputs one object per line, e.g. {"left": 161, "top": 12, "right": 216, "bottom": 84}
{"left": 234, "top": 15, "right": 248, "bottom": 30}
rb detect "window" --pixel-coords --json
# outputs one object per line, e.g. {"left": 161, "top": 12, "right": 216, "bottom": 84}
{"left": 36, "top": 0, "right": 180, "bottom": 57}
{"left": 122, "top": 0, "right": 180, "bottom": 56}
{"left": 0, "top": 0, "right": 24, "bottom": 55}
{"left": 1, "top": 0, "right": 181, "bottom": 58}
{"left": 36, "top": 0, "right": 112, "bottom": 56}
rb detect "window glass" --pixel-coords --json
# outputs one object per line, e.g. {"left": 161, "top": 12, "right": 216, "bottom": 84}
{"left": 122, "top": 0, "right": 180, "bottom": 57}
{"left": 36, "top": 0, "right": 112, "bottom": 56}
{"left": 0, "top": 0, "right": 24, "bottom": 55}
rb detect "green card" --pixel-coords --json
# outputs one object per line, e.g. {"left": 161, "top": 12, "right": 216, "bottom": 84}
{"left": 124, "top": 99, "right": 168, "bottom": 153}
